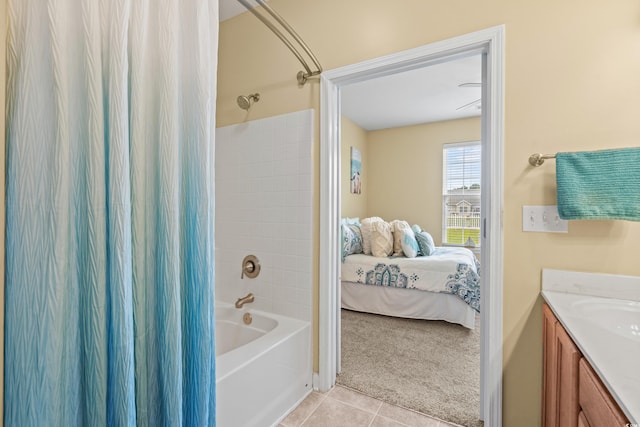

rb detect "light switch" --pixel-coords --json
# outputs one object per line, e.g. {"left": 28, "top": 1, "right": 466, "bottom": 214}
{"left": 522, "top": 205, "right": 568, "bottom": 233}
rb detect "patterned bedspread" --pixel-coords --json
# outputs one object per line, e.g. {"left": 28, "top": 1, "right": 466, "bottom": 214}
{"left": 341, "top": 247, "right": 481, "bottom": 312}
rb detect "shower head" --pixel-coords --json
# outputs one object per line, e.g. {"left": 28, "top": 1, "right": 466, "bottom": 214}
{"left": 237, "top": 93, "right": 260, "bottom": 110}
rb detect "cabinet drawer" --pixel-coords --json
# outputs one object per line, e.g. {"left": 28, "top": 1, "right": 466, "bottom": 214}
{"left": 579, "top": 358, "right": 629, "bottom": 427}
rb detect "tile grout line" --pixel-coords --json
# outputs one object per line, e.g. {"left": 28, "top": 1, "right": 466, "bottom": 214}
{"left": 366, "top": 400, "right": 384, "bottom": 427}
{"left": 329, "top": 386, "right": 385, "bottom": 416}
{"left": 329, "top": 388, "right": 418, "bottom": 427}
{"left": 369, "top": 405, "right": 414, "bottom": 427}
{"left": 337, "top": 383, "right": 464, "bottom": 427}
{"left": 296, "top": 392, "right": 328, "bottom": 427}
{"left": 298, "top": 386, "right": 459, "bottom": 427}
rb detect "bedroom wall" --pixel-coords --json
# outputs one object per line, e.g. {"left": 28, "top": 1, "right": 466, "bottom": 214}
{"left": 341, "top": 116, "right": 368, "bottom": 219}
{"left": 217, "top": 1, "right": 640, "bottom": 425}
{"left": 366, "top": 117, "right": 481, "bottom": 244}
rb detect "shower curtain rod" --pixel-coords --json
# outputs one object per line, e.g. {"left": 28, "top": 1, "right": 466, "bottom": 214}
{"left": 237, "top": 0, "right": 322, "bottom": 85}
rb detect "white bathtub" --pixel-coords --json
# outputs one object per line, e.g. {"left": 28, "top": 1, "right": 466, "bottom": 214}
{"left": 215, "top": 304, "right": 312, "bottom": 427}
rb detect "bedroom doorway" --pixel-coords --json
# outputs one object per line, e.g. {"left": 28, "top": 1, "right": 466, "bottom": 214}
{"left": 337, "top": 53, "right": 483, "bottom": 425}
{"left": 318, "top": 26, "right": 504, "bottom": 427}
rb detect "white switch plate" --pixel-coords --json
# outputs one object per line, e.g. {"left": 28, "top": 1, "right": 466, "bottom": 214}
{"left": 522, "top": 205, "right": 569, "bottom": 233}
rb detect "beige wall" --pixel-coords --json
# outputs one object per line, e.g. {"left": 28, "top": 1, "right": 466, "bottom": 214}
{"left": 217, "top": 1, "right": 640, "bottom": 425}
{"left": 367, "top": 117, "right": 481, "bottom": 244}
{"left": 341, "top": 116, "right": 368, "bottom": 219}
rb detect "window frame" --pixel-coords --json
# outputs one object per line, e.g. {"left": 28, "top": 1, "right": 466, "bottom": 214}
{"left": 442, "top": 140, "right": 482, "bottom": 247}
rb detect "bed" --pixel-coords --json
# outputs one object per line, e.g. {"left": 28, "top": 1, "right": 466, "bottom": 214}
{"left": 341, "top": 246, "right": 480, "bottom": 329}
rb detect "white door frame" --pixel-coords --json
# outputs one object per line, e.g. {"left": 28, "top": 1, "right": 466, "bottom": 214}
{"left": 318, "top": 26, "right": 504, "bottom": 426}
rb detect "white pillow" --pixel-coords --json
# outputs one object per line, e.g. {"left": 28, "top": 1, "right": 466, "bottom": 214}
{"left": 390, "top": 220, "right": 411, "bottom": 256}
{"left": 400, "top": 227, "right": 419, "bottom": 258}
{"left": 370, "top": 220, "right": 393, "bottom": 257}
{"left": 360, "top": 217, "right": 383, "bottom": 255}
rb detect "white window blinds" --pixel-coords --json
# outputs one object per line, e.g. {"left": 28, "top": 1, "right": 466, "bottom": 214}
{"left": 442, "top": 142, "right": 481, "bottom": 246}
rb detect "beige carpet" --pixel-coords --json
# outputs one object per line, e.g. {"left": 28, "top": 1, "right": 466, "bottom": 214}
{"left": 337, "top": 309, "right": 482, "bottom": 427}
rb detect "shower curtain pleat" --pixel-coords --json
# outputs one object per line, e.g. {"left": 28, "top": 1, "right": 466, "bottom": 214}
{"left": 4, "top": 0, "right": 218, "bottom": 425}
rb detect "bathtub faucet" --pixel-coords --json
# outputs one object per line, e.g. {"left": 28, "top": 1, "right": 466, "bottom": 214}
{"left": 235, "top": 293, "right": 254, "bottom": 309}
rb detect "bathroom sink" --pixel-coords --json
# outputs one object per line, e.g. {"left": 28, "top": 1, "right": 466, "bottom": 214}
{"left": 572, "top": 298, "right": 640, "bottom": 342}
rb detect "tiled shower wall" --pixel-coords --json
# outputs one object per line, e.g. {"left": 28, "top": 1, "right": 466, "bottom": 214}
{"left": 215, "top": 110, "right": 313, "bottom": 321}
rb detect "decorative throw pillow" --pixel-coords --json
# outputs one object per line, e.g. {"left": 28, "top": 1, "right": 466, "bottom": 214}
{"left": 341, "top": 217, "right": 360, "bottom": 226}
{"left": 360, "top": 217, "right": 383, "bottom": 255}
{"left": 412, "top": 224, "right": 436, "bottom": 256}
{"left": 411, "top": 224, "right": 422, "bottom": 248}
{"left": 370, "top": 220, "right": 393, "bottom": 257}
{"left": 341, "top": 223, "right": 363, "bottom": 261}
{"left": 390, "top": 220, "right": 411, "bottom": 256}
{"left": 400, "top": 227, "right": 419, "bottom": 258}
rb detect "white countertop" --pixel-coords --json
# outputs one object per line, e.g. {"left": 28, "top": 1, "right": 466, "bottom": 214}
{"left": 542, "top": 269, "right": 640, "bottom": 424}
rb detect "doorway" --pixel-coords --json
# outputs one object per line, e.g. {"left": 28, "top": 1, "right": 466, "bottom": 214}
{"left": 318, "top": 26, "right": 505, "bottom": 427}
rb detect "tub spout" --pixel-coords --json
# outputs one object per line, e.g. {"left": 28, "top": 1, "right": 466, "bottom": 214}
{"left": 235, "top": 293, "right": 254, "bottom": 309}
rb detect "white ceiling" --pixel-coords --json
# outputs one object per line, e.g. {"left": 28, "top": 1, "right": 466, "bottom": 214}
{"left": 341, "top": 54, "right": 483, "bottom": 131}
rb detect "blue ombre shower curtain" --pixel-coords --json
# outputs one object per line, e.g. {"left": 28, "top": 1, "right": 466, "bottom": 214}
{"left": 5, "top": 0, "right": 218, "bottom": 425}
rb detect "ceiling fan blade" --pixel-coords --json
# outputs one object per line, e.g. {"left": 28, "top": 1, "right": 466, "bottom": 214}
{"left": 456, "top": 98, "right": 482, "bottom": 111}
{"left": 459, "top": 83, "right": 482, "bottom": 88}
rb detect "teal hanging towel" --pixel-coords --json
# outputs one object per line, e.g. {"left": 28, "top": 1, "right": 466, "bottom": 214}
{"left": 556, "top": 147, "right": 640, "bottom": 221}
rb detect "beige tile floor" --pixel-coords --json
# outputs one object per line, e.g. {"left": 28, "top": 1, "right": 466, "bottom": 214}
{"left": 279, "top": 385, "right": 463, "bottom": 427}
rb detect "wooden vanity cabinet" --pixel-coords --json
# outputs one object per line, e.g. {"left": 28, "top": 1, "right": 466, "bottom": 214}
{"left": 542, "top": 303, "right": 630, "bottom": 427}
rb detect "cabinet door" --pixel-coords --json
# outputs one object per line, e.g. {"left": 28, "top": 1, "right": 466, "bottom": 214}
{"left": 543, "top": 304, "right": 559, "bottom": 427}
{"left": 555, "top": 322, "right": 581, "bottom": 427}
{"left": 542, "top": 303, "right": 580, "bottom": 427}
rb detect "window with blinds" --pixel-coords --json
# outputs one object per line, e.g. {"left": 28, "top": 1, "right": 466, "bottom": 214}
{"left": 442, "top": 141, "right": 481, "bottom": 247}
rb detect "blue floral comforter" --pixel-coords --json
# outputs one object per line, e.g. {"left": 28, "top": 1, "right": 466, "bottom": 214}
{"left": 342, "top": 247, "right": 481, "bottom": 312}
